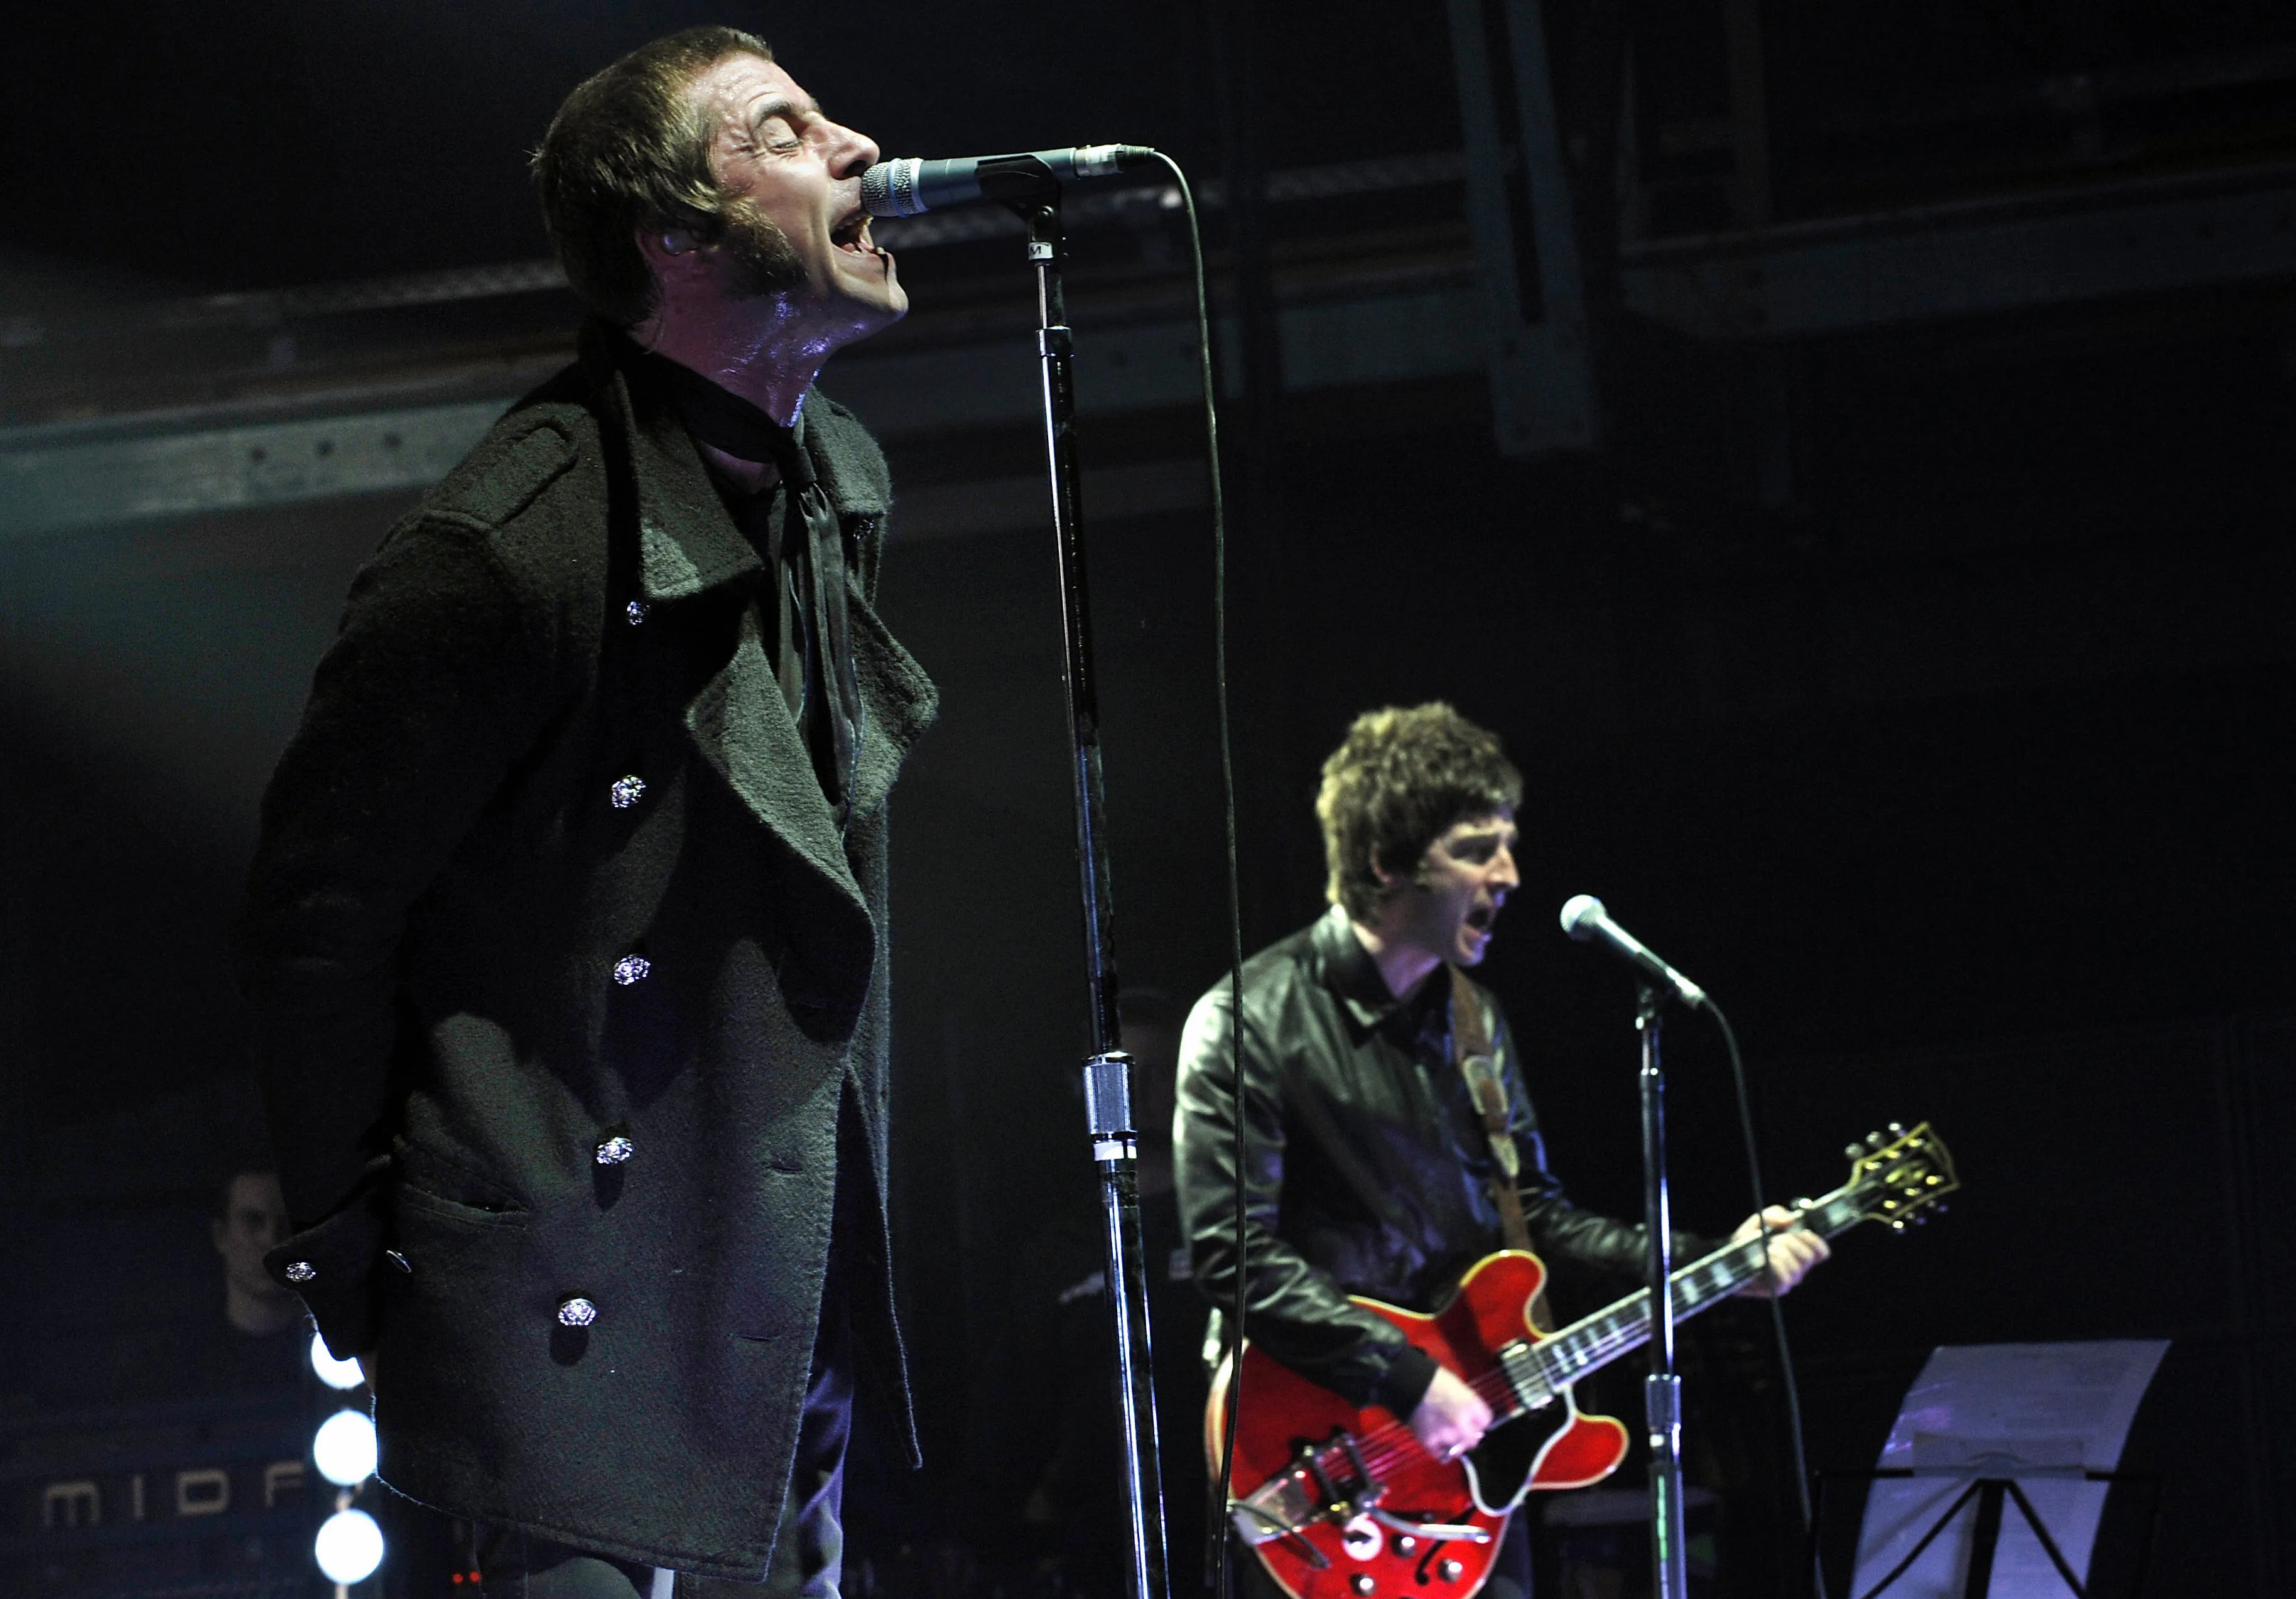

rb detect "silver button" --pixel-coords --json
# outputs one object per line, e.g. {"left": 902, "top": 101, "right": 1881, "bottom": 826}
{"left": 610, "top": 775, "right": 646, "bottom": 810}
{"left": 1438, "top": 1562, "right": 1463, "bottom": 1583}
{"left": 625, "top": 599, "right": 648, "bottom": 626}
{"left": 1352, "top": 1580, "right": 1375, "bottom": 1596}
{"left": 557, "top": 1296, "right": 598, "bottom": 1328}
{"left": 612, "top": 955, "right": 651, "bottom": 985}
{"left": 284, "top": 1260, "right": 316, "bottom": 1284}
{"left": 595, "top": 1135, "right": 635, "bottom": 1166}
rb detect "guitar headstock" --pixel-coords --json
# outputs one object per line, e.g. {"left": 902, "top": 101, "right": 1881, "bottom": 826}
{"left": 1841, "top": 1121, "right": 1958, "bottom": 1232}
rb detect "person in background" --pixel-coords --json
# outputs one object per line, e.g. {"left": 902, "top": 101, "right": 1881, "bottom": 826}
{"left": 212, "top": 1168, "right": 300, "bottom": 1338}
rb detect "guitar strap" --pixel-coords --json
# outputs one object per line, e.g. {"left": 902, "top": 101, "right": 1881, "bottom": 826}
{"left": 1450, "top": 966, "right": 1530, "bottom": 1252}
{"left": 1451, "top": 967, "right": 1553, "bottom": 1333}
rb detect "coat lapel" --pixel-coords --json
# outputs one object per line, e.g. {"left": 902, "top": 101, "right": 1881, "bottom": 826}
{"left": 598, "top": 349, "right": 935, "bottom": 909}
{"left": 845, "top": 590, "right": 937, "bottom": 824}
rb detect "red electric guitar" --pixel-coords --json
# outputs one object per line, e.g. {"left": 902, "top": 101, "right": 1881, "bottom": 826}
{"left": 1205, "top": 1122, "right": 1958, "bottom": 1599}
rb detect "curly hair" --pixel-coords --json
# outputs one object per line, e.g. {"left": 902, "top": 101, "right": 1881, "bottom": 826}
{"left": 531, "top": 26, "right": 776, "bottom": 327}
{"left": 1316, "top": 704, "right": 1523, "bottom": 923}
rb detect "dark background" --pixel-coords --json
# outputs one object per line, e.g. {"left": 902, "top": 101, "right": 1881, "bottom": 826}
{"left": 3, "top": 1, "right": 2293, "bottom": 1594}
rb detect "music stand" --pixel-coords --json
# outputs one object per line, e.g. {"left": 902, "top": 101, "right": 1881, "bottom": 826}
{"left": 1814, "top": 1466, "right": 2161, "bottom": 1599}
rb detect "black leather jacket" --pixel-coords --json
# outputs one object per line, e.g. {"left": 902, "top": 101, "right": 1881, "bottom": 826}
{"left": 1176, "top": 909, "right": 1688, "bottom": 1416}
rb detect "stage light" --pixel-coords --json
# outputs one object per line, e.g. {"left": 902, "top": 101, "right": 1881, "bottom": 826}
{"left": 313, "top": 1409, "right": 378, "bottom": 1486}
{"left": 315, "top": 1507, "right": 386, "bottom": 1583}
{"left": 310, "top": 1331, "right": 366, "bottom": 1390}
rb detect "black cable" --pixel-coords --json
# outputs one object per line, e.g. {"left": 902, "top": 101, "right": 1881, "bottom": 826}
{"left": 1707, "top": 1000, "right": 1825, "bottom": 1599}
{"left": 1150, "top": 151, "right": 1248, "bottom": 1599}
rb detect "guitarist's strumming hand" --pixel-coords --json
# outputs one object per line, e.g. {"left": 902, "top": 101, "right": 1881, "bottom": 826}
{"left": 1409, "top": 1364, "right": 1493, "bottom": 1461}
{"left": 1728, "top": 1205, "right": 1830, "bottom": 1298}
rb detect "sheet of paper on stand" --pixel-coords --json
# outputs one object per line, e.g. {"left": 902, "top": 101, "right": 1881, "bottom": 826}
{"left": 1852, "top": 1340, "right": 2169, "bottom": 1598}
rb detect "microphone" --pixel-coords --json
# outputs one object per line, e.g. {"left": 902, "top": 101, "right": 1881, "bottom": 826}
{"left": 1559, "top": 896, "right": 1709, "bottom": 1010}
{"left": 860, "top": 145, "right": 1160, "bottom": 217}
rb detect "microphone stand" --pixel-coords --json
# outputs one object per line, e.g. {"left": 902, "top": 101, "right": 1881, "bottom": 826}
{"left": 1637, "top": 983, "right": 1690, "bottom": 1599}
{"left": 999, "top": 179, "right": 1172, "bottom": 1599}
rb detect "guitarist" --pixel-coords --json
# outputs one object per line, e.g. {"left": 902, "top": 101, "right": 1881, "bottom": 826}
{"left": 1173, "top": 703, "right": 1827, "bottom": 1599}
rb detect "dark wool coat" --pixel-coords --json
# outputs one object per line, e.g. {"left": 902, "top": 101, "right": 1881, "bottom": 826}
{"left": 237, "top": 325, "right": 937, "bottom": 1579}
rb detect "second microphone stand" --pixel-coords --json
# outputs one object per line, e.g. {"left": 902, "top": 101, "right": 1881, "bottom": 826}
{"left": 1638, "top": 984, "right": 1691, "bottom": 1599}
{"left": 995, "top": 173, "right": 1172, "bottom": 1599}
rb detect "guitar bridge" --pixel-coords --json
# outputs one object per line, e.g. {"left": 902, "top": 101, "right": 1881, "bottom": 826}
{"left": 1229, "top": 1431, "right": 1386, "bottom": 1559}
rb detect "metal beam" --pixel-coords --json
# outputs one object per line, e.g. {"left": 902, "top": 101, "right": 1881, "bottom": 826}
{"left": 0, "top": 286, "right": 1485, "bottom": 539}
{"left": 1446, "top": 0, "right": 1596, "bottom": 455}
{"left": 1622, "top": 165, "right": 2296, "bottom": 338}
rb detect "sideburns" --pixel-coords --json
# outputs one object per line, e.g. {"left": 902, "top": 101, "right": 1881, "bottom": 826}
{"left": 720, "top": 194, "right": 808, "bottom": 296}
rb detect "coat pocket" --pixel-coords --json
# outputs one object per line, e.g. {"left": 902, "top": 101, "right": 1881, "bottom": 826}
{"left": 394, "top": 1136, "right": 529, "bottom": 1216}
{"left": 375, "top": 1184, "right": 544, "bottom": 1483}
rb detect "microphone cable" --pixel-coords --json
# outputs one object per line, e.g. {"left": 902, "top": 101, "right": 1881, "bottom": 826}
{"left": 1145, "top": 149, "right": 1250, "bottom": 1599}
{"left": 1706, "top": 1000, "right": 1824, "bottom": 1599}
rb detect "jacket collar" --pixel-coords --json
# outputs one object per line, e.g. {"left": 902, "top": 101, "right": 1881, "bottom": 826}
{"left": 578, "top": 322, "right": 892, "bottom": 604}
{"left": 580, "top": 323, "right": 938, "bottom": 1005}
{"left": 1314, "top": 906, "right": 1453, "bottom": 1041}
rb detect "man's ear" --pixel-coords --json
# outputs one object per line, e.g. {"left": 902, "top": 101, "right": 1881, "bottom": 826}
{"left": 636, "top": 226, "right": 703, "bottom": 274}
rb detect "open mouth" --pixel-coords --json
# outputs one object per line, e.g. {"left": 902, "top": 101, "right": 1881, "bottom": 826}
{"left": 831, "top": 209, "right": 879, "bottom": 257}
{"left": 1465, "top": 904, "right": 1495, "bottom": 933}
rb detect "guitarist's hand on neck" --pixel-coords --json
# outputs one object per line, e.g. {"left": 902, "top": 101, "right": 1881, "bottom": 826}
{"left": 1728, "top": 1205, "right": 1831, "bottom": 1298}
{"left": 1409, "top": 1365, "right": 1494, "bottom": 1461}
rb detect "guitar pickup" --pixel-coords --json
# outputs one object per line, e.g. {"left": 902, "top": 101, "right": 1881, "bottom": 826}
{"left": 1368, "top": 1509, "right": 1491, "bottom": 1543}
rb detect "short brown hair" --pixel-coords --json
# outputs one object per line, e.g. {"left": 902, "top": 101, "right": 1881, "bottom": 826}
{"left": 531, "top": 26, "right": 776, "bottom": 327}
{"left": 1316, "top": 704, "right": 1523, "bottom": 923}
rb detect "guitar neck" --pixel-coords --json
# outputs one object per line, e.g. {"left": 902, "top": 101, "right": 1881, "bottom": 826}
{"left": 1514, "top": 1183, "right": 1870, "bottom": 1401}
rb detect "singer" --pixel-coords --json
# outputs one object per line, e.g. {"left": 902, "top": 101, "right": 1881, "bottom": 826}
{"left": 1173, "top": 704, "right": 1826, "bottom": 1599}
{"left": 238, "top": 26, "right": 935, "bottom": 1598}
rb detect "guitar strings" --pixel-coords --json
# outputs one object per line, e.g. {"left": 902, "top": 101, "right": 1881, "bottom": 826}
{"left": 1296, "top": 1236, "right": 1782, "bottom": 1483}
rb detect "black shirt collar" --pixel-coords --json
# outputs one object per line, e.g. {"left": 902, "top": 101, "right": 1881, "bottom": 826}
{"left": 1314, "top": 906, "right": 1449, "bottom": 1038}
{"left": 620, "top": 334, "right": 816, "bottom": 485}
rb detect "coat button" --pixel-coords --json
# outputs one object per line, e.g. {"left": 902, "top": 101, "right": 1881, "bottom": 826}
{"left": 610, "top": 775, "right": 646, "bottom": 810}
{"left": 557, "top": 1296, "right": 598, "bottom": 1328}
{"left": 625, "top": 599, "right": 648, "bottom": 626}
{"left": 612, "top": 954, "right": 651, "bottom": 985}
{"left": 284, "top": 1260, "right": 317, "bottom": 1284}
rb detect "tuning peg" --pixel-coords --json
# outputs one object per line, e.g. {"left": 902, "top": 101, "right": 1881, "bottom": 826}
{"left": 1887, "top": 1122, "right": 1904, "bottom": 1136}
{"left": 1890, "top": 1220, "right": 1905, "bottom": 1232}
{"left": 1866, "top": 1132, "right": 1885, "bottom": 1149}
{"left": 1844, "top": 1143, "right": 1864, "bottom": 1161}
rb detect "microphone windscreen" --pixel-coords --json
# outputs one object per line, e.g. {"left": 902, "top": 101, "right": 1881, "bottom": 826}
{"left": 1559, "top": 895, "right": 1605, "bottom": 940}
{"left": 859, "top": 160, "right": 924, "bottom": 218}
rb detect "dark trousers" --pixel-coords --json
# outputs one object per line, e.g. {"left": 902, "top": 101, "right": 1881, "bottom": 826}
{"left": 479, "top": 1305, "right": 853, "bottom": 1599}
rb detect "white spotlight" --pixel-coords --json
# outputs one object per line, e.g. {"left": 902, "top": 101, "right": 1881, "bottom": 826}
{"left": 314, "top": 1506, "right": 386, "bottom": 1583}
{"left": 313, "top": 1409, "right": 378, "bottom": 1486}
{"left": 310, "top": 1331, "right": 366, "bottom": 1391}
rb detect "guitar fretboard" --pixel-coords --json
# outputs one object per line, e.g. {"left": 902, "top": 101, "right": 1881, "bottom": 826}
{"left": 1503, "top": 1182, "right": 1871, "bottom": 1407}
